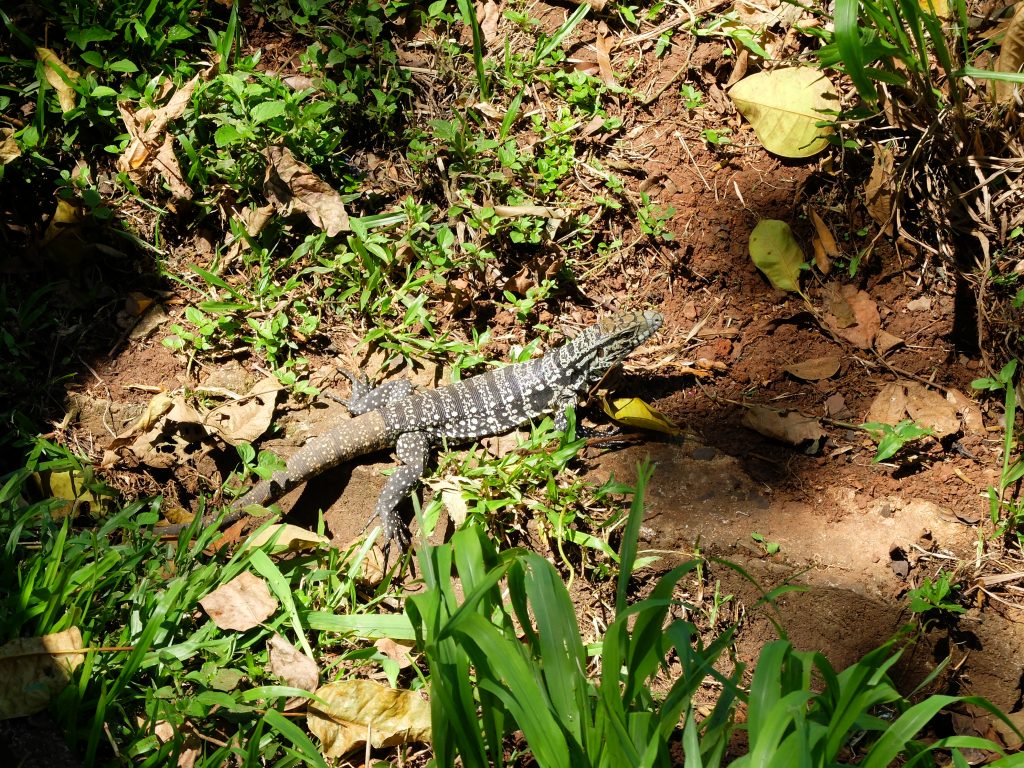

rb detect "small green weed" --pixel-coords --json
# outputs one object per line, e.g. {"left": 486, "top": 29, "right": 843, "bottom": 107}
{"left": 907, "top": 570, "right": 967, "bottom": 621}
{"left": 702, "top": 127, "right": 732, "bottom": 147}
{"left": 972, "top": 360, "right": 1024, "bottom": 542}
{"left": 636, "top": 191, "right": 677, "bottom": 241}
{"left": 679, "top": 83, "right": 706, "bottom": 110}
{"left": 0, "top": 436, "right": 397, "bottom": 765}
{"left": 751, "top": 532, "right": 780, "bottom": 556}
{"left": 861, "top": 419, "right": 934, "bottom": 463}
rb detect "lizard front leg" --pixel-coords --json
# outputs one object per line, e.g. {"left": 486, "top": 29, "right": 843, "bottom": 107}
{"left": 374, "top": 430, "right": 432, "bottom": 546}
{"left": 340, "top": 369, "right": 414, "bottom": 414}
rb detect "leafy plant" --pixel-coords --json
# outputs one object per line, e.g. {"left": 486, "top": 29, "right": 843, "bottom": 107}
{"left": 972, "top": 360, "right": 1024, "bottom": 541}
{"left": 751, "top": 532, "right": 780, "bottom": 556}
{"left": 636, "top": 191, "right": 676, "bottom": 241}
{"left": 407, "top": 462, "right": 742, "bottom": 768}
{"left": 702, "top": 127, "right": 732, "bottom": 146}
{"left": 679, "top": 83, "right": 705, "bottom": 110}
{"left": 907, "top": 570, "right": 967, "bottom": 620}
{"left": 861, "top": 419, "right": 934, "bottom": 462}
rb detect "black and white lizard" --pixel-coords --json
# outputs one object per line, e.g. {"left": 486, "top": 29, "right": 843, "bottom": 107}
{"left": 157, "top": 310, "right": 663, "bottom": 545}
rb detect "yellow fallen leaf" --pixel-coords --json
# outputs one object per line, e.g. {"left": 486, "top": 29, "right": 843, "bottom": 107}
{"left": 729, "top": 67, "right": 838, "bottom": 158}
{"left": 37, "top": 47, "right": 80, "bottom": 113}
{"left": 31, "top": 468, "right": 114, "bottom": 519}
{"left": 602, "top": 397, "right": 679, "bottom": 435}
{"left": 245, "top": 524, "right": 329, "bottom": 554}
{"left": 0, "top": 628, "right": 84, "bottom": 719}
{"left": 307, "top": 679, "right": 431, "bottom": 758}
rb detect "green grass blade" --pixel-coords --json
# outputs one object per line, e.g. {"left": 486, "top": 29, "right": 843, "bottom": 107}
{"left": 263, "top": 709, "right": 329, "bottom": 768}
{"left": 615, "top": 459, "right": 653, "bottom": 614}
{"left": 455, "top": 0, "right": 489, "bottom": 99}
{"left": 834, "top": 0, "right": 877, "bottom": 102}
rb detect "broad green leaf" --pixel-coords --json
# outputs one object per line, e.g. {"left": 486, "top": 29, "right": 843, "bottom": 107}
{"left": 251, "top": 100, "right": 286, "bottom": 124}
{"left": 728, "top": 67, "right": 838, "bottom": 158}
{"left": 214, "top": 123, "right": 242, "bottom": 147}
{"left": 748, "top": 219, "right": 806, "bottom": 293}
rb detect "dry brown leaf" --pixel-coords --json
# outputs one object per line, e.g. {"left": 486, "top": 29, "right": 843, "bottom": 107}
{"left": 204, "top": 375, "right": 283, "bottom": 446}
{"left": 154, "top": 135, "right": 193, "bottom": 200}
{"left": 225, "top": 203, "right": 275, "bottom": 263}
{"left": 129, "top": 396, "right": 209, "bottom": 469}
{"left": 874, "top": 329, "right": 904, "bottom": 355}
{"left": 117, "top": 75, "right": 200, "bottom": 175}
{"left": 866, "top": 382, "right": 908, "bottom": 426}
{"left": 199, "top": 572, "right": 278, "bottom": 631}
{"left": 904, "top": 382, "right": 961, "bottom": 438}
{"left": 41, "top": 198, "right": 83, "bottom": 247}
{"left": 808, "top": 208, "right": 839, "bottom": 257}
{"left": 374, "top": 638, "right": 416, "bottom": 669}
{"left": 822, "top": 285, "right": 879, "bottom": 349}
{"left": 268, "top": 633, "right": 319, "bottom": 710}
{"left": 864, "top": 143, "right": 896, "bottom": 234}
{"left": 784, "top": 355, "right": 841, "bottom": 381}
{"left": 477, "top": 0, "right": 500, "bottom": 45}
{"left": 595, "top": 22, "right": 617, "bottom": 88}
{"left": 742, "top": 406, "right": 826, "bottom": 454}
{"left": 812, "top": 235, "right": 831, "bottom": 274}
{"left": 0, "top": 127, "right": 21, "bottom": 165}
{"left": 107, "top": 392, "right": 175, "bottom": 450}
{"left": 307, "top": 679, "right": 431, "bottom": 758}
{"left": 424, "top": 477, "right": 471, "bottom": 528}
{"left": 995, "top": 4, "right": 1024, "bottom": 103}
{"left": 825, "top": 393, "right": 848, "bottom": 419}
{"left": 946, "top": 388, "right": 985, "bottom": 435}
{"left": 37, "top": 48, "right": 80, "bottom": 113}
{"left": 0, "top": 628, "right": 84, "bottom": 719}
{"left": 263, "top": 145, "right": 350, "bottom": 235}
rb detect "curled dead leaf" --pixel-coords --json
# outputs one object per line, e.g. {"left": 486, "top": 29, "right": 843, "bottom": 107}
{"left": 263, "top": 145, "right": 350, "bottom": 235}
{"left": 478, "top": 0, "right": 500, "bottom": 45}
{"left": 995, "top": 4, "right": 1024, "bottom": 103}
{"left": 0, "top": 127, "right": 21, "bottom": 165}
{"left": 874, "top": 329, "right": 904, "bottom": 355}
{"left": 864, "top": 143, "right": 896, "bottom": 234}
{"left": 742, "top": 405, "right": 826, "bottom": 454}
{"left": 602, "top": 397, "right": 680, "bottom": 435}
{"left": 204, "top": 375, "right": 283, "bottom": 446}
{"left": 945, "top": 388, "right": 984, "bottom": 435}
{"left": 154, "top": 134, "right": 193, "bottom": 200}
{"left": 267, "top": 633, "right": 318, "bottom": 710}
{"left": 866, "top": 382, "right": 909, "bottom": 426}
{"left": 246, "top": 524, "right": 330, "bottom": 554}
{"left": 37, "top": 47, "right": 80, "bottom": 113}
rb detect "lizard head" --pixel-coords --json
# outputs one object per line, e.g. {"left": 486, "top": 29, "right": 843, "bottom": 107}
{"left": 562, "top": 309, "right": 663, "bottom": 389}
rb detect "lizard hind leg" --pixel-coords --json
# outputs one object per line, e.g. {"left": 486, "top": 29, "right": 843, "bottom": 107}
{"left": 374, "top": 430, "right": 432, "bottom": 546}
{"left": 340, "top": 369, "right": 415, "bottom": 415}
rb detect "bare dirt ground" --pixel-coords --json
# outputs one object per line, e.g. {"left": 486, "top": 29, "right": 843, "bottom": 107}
{"left": 55, "top": 6, "right": 1024, "bottom": 755}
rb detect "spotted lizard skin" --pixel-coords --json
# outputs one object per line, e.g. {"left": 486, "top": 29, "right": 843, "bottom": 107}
{"left": 157, "top": 310, "right": 663, "bottom": 544}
